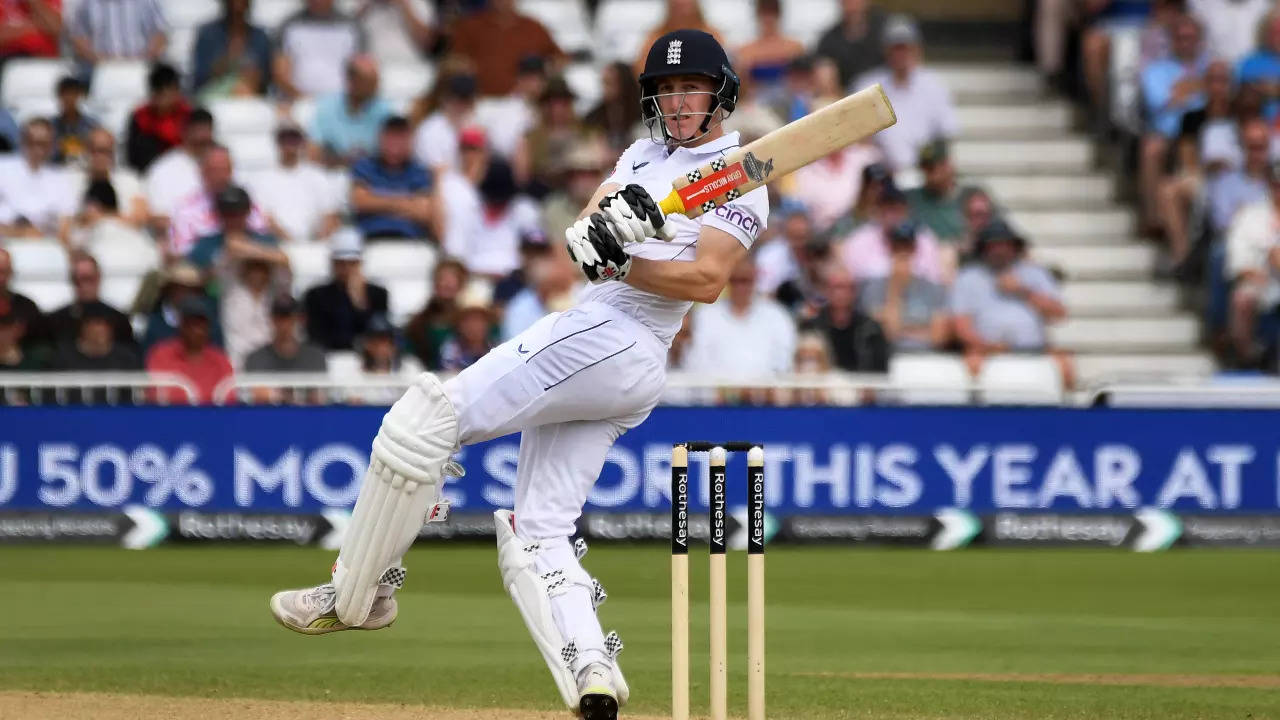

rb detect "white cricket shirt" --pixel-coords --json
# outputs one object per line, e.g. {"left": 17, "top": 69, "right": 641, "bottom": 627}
{"left": 579, "top": 131, "right": 770, "bottom": 345}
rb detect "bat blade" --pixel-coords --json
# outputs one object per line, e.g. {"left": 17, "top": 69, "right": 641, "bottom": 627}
{"left": 657, "top": 84, "right": 897, "bottom": 219}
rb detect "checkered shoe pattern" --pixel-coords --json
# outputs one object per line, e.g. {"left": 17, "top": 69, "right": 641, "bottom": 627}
{"left": 604, "top": 631, "right": 624, "bottom": 659}
{"left": 574, "top": 538, "right": 588, "bottom": 559}
{"left": 591, "top": 578, "right": 608, "bottom": 609}
{"left": 561, "top": 641, "right": 579, "bottom": 668}
{"left": 377, "top": 567, "right": 406, "bottom": 589}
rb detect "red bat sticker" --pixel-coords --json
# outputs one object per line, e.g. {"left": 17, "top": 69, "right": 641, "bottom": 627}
{"left": 677, "top": 162, "right": 747, "bottom": 208}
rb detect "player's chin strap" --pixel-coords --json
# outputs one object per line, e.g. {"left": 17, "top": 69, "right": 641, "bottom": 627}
{"left": 643, "top": 91, "right": 730, "bottom": 147}
{"left": 494, "top": 510, "right": 628, "bottom": 709}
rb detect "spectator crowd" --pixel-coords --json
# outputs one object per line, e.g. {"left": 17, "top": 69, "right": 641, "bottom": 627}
{"left": 1037, "top": 0, "right": 1280, "bottom": 370}
{"left": 0, "top": 0, "right": 1078, "bottom": 404}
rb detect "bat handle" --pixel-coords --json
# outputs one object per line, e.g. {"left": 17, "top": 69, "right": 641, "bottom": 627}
{"left": 658, "top": 190, "right": 686, "bottom": 218}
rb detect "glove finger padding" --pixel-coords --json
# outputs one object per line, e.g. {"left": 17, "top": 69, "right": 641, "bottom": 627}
{"left": 600, "top": 197, "right": 650, "bottom": 245}
{"left": 599, "top": 184, "right": 675, "bottom": 242}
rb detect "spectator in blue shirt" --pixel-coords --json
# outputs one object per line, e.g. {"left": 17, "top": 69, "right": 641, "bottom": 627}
{"left": 1237, "top": 11, "right": 1280, "bottom": 121}
{"left": 1139, "top": 14, "right": 1208, "bottom": 232}
{"left": 350, "top": 115, "right": 437, "bottom": 240}
{"left": 191, "top": 0, "right": 274, "bottom": 99}
{"left": 310, "top": 53, "right": 391, "bottom": 167}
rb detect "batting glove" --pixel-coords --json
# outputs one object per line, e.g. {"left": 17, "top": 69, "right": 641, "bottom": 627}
{"left": 598, "top": 184, "right": 676, "bottom": 244}
{"left": 566, "top": 212, "right": 632, "bottom": 283}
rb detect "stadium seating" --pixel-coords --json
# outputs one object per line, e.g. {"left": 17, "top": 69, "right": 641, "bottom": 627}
{"left": 518, "top": 0, "right": 592, "bottom": 56}
{"left": 89, "top": 61, "right": 149, "bottom": 115}
{"left": 888, "top": 354, "right": 971, "bottom": 405}
{"left": 781, "top": 0, "right": 840, "bottom": 49}
{"left": 165, "top": 0, "right": 220, "bottom": 31}
{"left": 976, "top": 355, "right": 1064, "bottom": 405}
{"left": 284, "top": 243, "right": 330, "bottom": 298}
{"left": 11, "top": 278, "right": 73, "bottom": 311}
{"left": 2, "top": 59, "right": 70, "bottom": 111}
{"left": 5, "top": 239, "right": 69, "bottom": 281}
{"left": 702, "top": 0, "right": 757, "bottom": 49}
{"left": 593, "top": 0, "right": 663, "bottom": 63}
{"left": 381, "top": 61, "right": 435, "bottom": 108}
{"left": 211, "top": 98, "right": 278, "bottom": 137}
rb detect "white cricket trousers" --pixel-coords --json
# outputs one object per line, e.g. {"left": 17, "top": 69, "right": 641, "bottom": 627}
{"left": 443, "top": 301, "right": 668, "bottom": 539}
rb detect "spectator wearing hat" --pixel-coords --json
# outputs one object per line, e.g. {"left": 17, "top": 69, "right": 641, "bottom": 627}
{"left": 245, "top": 295, "right": 326, "bottom": 372}
{"left": 802, "top": 265, "right": 889, "bottom": 372}
{"left": 540, "top": 139, "right": 608, "bottom": 246}
{"left": 438, "top": 285, "right": 495, "bottom": 372}
{"left": 221, "top": 257, "right": 279, "bottom": 370}
{"left": 0, "top": 248, "right": 48, "bottom": 353}
{"left": 47, "top": 252, "right": 134, "bottom": 348}
{"left": 906, "top": 140, "right": 967, "bottom": 245}
{"left": 311, "top": 54, "right": 392, "bottom": 168}
{"left": 815, "top": 0, "right": 889, "bottom": 89}
{"left": 187, "top": 185, "right": 287, "bottom": 297}
{"left": 191, "top": 0, "right": 273, "bottom": 100}
{"left": 303, "top": 228, "right": 389, "bottom": 350}
{"left": 140, "top": 262, "right": 221, "bottom": 352}
{"left": 855, "top": 15, "right": 957, "bottom": 171}
{"left": 858, "top": 225, "right": 949, "bottom": 351}
{"left": 824, "top": 161, "right": 894, "bottom": 241}
{"left": 50, "top": 76, "right": 98, "bottom": 166}
{"left": 51, "top": 300, "right": 141, "bottom": 374}
{"left": 443, "top": 155, "right": 544, "bottom": 280}
{"left": 0, "top": 118, "right": 76, "bottom": 238}
{"left": 522, "top": 75, "right": 587, "bottom": 194}
{"left": 273, "top": 0, "right": 365, "bottom": 102}
{"left": 68, "top": 0, "right": 167, "bottom": 73}
{"left": 405, "top": 257, "right": 467, "bottom": 370}
{"left": 248, "top": 124, "right": 342, "bottom": 242}
{"left": 351, "top": 115, "right": 437, "bottom": 240}
{"left": 357, "top": 0, "right": 434, "bottom": 67}
{"left": 146, "top": 295, "right": 234, "bottom": 405}
{"left": 170, "top": 146, "right": 272, "bottom": 258}
{"left": 413, "top": 72, "right": 479, "bottom": 177}
{"left": 789, "top": 139, "right": 883, "bottom": 234}
{"left": 126, "top": 64, "right": 193, "bottom": 174}
{"left": 1225, "top": 159, "right": 1280, "bottom": 365}
{"left": 143, "top": 108, "right": 213, "bottom": 225}
{"left": 449, "top": 0, "right": 562, "bottom": 97}
{"left": 952, "top": 220, "right": 1072, "bottom": 385}
{"left": 0, "top": 0, "right": 61, "bottom": 63}
{"left": 840, "top": 184, "right": 944, "bottom": 284}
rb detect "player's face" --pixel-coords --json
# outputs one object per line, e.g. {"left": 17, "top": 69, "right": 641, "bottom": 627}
{"left": 656, "top": 75, "right": 717, "bottom": 141}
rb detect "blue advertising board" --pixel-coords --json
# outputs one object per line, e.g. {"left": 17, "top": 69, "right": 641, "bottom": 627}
{"left": 1, "top": 405, "right": 1278, "bottom": 515}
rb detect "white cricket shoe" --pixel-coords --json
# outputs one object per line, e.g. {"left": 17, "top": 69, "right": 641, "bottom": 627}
{"left": 577, "top": 663, "right": 619, "bottom": 720}
{"left": 269, "top": 583, "right": 397, "bottom": 635}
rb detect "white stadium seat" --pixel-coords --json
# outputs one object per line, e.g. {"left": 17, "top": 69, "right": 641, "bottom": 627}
{"left": 363, "top": 240, "right": 437, "bottom": 281}
{"left": 211, "top": 98, "right": 277, "bottom": 136}
{"left": 4, "top": 239, "right": 68, "bottom": 281}
{"left": 165, "top": 0, "right": 220, "bottom": 30}
{"left": 701, "top": 0, "right": 757, "bottom": 48}
{"left": 285, "top": 243, "right": 331, "bottom": 296}
{"left": 888, "top": 354, "right": 971, "bottom": 405}
{"left": 290, "top": 97, "right": 317, "bottom": 132}
{"left": 100, "top": 275, "right": 143, "bottom": 311}
{"left": 224, "top": 133, "right": 277, "bottom": 172}
{"left": 386, "top": 277, "right": 430, "bottom": 324}
{"left": 564, "top": 63, "right": 602, "bottom": 115}
{"left": 98, "top": 102, "right": 134, "bottom": 139}
{"left": 89, "top": 234, "right": 160, "bottom": 277}
{"left": 518, "top": 0, "right": 592, "bottom": 55}
{"left": 166, "top": 27, "right": 196, "bottom": 75}
{"left": 12, "top": 96, "right": 58, "bottom": 123}
{"left": 11, "top": 279, "right": 73, "bottom": 312}
{"left": 1, "top": 59, "right": 70, "bottom": 109}
{"left": 594, "top": 0, "right": 663, "bottom": 63}
{"left": 782, "top": 0, "right": 840, "bottom": 49}
{"left": 89, "top": 61, "right": 148, "bottom": 113}
{"left": 252, "top": 0, "right": 302, "bottom": 30}
{"left": 977, "top": 355, "right": 1064, "bottom": 405}
{"left": 326, "top": 350, "right": 362, "bottom": 380}
{"left": 381, "top": 62, "right": 434, "bottom": 106}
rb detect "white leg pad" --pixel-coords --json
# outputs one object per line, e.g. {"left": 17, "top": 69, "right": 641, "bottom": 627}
{"left": 496, "top": 510, "right": 611, "bottom": 709}
{"left": 333, "top": 373, "right": 459, "bottom": 626}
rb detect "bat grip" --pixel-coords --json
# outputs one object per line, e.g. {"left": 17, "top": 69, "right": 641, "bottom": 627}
{"left": 658, "top": 190, "right": 686, "bottom": 218}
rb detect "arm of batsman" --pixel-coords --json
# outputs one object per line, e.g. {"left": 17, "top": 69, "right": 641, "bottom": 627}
{"left": 598, "top": 184, "right": 677, "bottom": 243}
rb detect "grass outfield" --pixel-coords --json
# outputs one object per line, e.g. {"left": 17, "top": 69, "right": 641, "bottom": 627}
{"left": 2, "top": 546, "right": 1279, "bottom": 719}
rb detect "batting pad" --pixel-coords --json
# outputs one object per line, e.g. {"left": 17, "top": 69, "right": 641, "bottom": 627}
{"left": 333, "top": 374, "right": 459, "bottom": 626}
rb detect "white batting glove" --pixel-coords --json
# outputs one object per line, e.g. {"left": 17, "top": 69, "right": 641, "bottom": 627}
{"left": 598, "top": 184, "right": 676, "bottom": 243}
{"left": 566, "top": 213, "right": 632, "bottom": 284}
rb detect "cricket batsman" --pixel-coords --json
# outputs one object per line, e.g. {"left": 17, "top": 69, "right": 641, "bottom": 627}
{"left": 269, "top": 29, "right": 769, "bottom": 720}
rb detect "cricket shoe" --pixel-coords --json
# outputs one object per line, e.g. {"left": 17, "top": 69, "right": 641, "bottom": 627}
{"left": 577, "top": 663, "right": 619, "bottom": 720}
{"left": 269, "top": 583, "right": 397, "bottom": 635}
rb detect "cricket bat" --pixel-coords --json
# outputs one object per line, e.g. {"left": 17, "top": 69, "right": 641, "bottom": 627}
{"left": 656, "top": 84, "right": 897, "bottom": 219}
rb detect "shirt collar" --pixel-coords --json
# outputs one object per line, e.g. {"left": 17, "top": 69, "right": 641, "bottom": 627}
{"left": 669, "top": 130, "right": 742, "bottom": 159}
